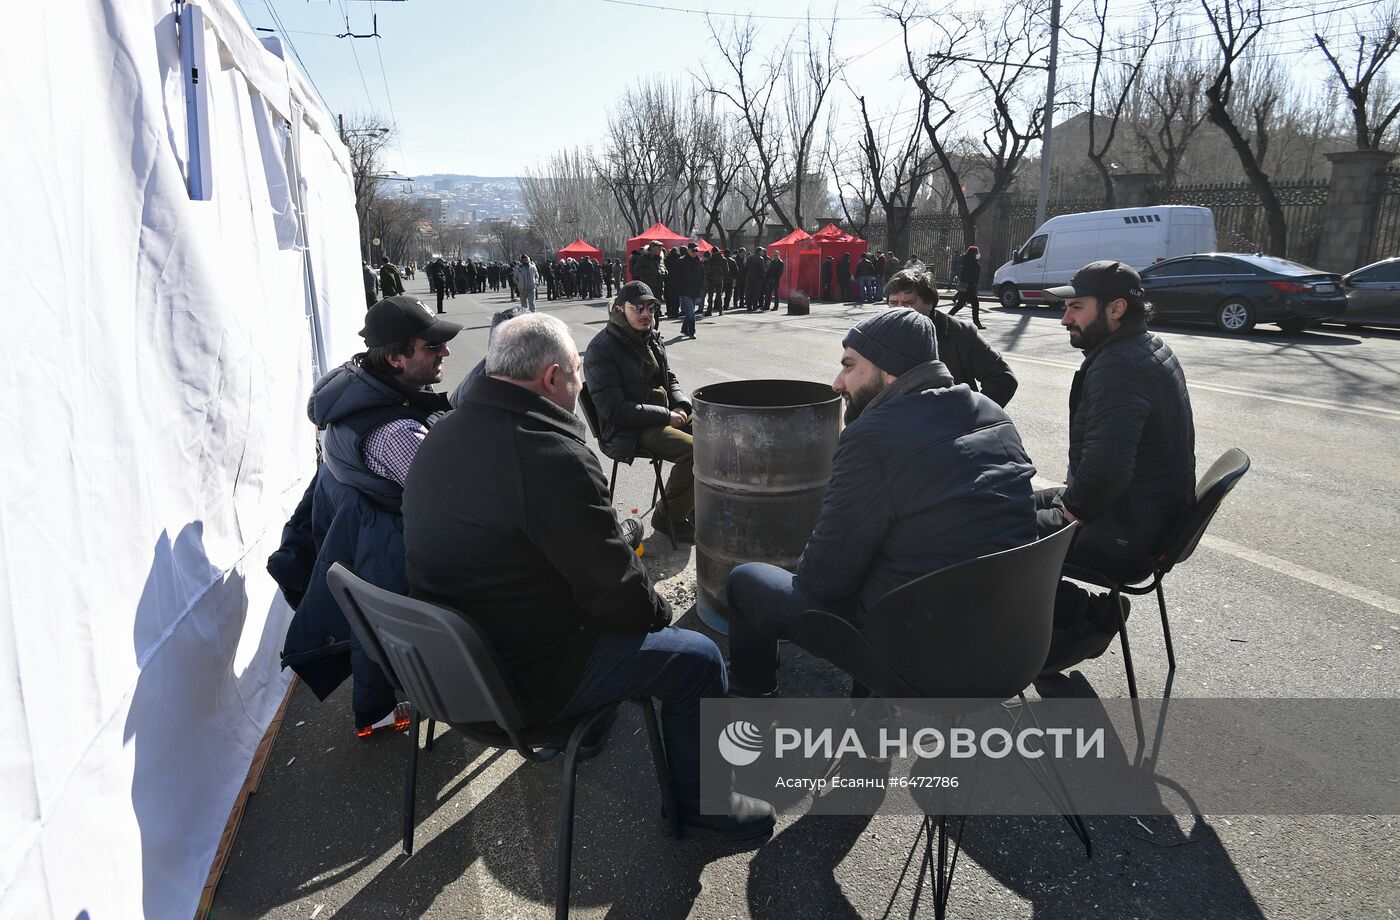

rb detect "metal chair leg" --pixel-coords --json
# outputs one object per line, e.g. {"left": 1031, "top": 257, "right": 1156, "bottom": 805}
{"left": 639, "top": 699, "right": 682, "bottom": 838}
{"left": 607, "top": 460, "right": 619, "bottom": 502}
{"left": 1156, "top": 580, "right": 1176, "bottom": 673}
{"left": 403, "top": 709, "right": 421, "bottom": 855}
{"left": 652, "top": 460, "right": 677, "bottom": 550}
{"left": 1113, "top": 586, "right": 1140, "bottom": 699}
{"left": 424, "top": 718, "right": 435, "bottom": 752}
{"left": 555, "top": 710, "right": 609, "bottom": 920}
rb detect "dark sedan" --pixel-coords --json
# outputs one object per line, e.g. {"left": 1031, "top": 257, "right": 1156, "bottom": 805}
{"left": 1334, "top": 257, "right": 1400, "bottom": 329}
{"left": 1139, "top": 253, "right": 1347, "bottom": 334}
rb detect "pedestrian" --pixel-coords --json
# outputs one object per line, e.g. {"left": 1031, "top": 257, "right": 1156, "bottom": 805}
{"left": 947, "top": 244, "right": 985, "bottom": 329}
{"left": 514, "top": 255, "right": 539, "bottom": 312}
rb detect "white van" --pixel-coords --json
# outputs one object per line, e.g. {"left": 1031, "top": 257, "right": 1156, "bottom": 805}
{"left": 991, "top": 205, "right": 1216, "bottom": 308}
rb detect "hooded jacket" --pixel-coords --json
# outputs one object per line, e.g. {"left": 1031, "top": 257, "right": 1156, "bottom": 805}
{"left": 271, "top": 363, "right": 449, "bottom": 702}
{"left": 794, "top": 361, "right": 1036, "bottom": 618}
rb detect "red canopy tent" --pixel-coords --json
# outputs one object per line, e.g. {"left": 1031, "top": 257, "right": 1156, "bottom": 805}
{"left": 812, "top": 223, "right": 869, "bottom": 299}
{"left": 556, "top": 239, "right": 603, "bottom": 263}
{"left": 624, "top": 221, "right": 715, "bottom": 279}
{"left": 767, "top": 228, "right": 821, "bottom": 302}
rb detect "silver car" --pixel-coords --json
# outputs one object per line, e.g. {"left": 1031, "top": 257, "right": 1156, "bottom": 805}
{"left": 1338, "top": 257, "right": 1400, "bottom": 329}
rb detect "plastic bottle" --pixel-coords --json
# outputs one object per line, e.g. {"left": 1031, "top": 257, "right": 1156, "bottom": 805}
{"left": 620, "top": 507, "right": 646, "bottom": 557}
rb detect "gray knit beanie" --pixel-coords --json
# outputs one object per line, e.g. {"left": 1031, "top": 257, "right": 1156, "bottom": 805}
{"left": 842, "top": 308, "right": 938, "bottom": 377}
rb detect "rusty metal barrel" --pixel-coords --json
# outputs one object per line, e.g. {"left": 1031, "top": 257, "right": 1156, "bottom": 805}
{"left": 691, "top": 379, "right": 842, "bottom": 634}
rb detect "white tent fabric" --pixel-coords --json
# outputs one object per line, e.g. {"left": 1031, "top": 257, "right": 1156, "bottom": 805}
{"left": 0, "top": 2, "right": 363, "bottom": 916}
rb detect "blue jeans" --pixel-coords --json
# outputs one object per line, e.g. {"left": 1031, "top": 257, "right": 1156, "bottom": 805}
{"left": 555, "top": 627, "right": 725, "bottom": 805}
{"left": 727, "top": 563, "right": 861, "bottom": 695}
{"left": 679, "top": 295, "right": 697, "bottom": 336}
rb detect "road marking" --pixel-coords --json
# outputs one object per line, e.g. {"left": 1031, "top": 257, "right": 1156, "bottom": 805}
{"left": 704, "top": 367, "right": 741, "bottom": 380}
{"left": 1032, "top": 476, "right": 1400, "bottom": 617}
{"left": 1004, "top": 352, "right": 1400, "bottom": 422}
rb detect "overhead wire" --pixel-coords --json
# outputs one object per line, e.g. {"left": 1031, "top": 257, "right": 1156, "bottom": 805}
{"left": 257, "top": 0, "right": 335, "bottom": 114}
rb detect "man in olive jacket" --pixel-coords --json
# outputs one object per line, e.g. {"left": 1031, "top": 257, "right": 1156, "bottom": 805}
{"left": 1037, "top": 260, "right": 1196, "bottom": 675}
{"left": 584, "top": 281, "right": 695, "bottom": 542}
{"left": 884, "top": 268, "right": 1017, "bottom": 407}
{"left": 403, "top": 313, "right": 772, "bottom": 838}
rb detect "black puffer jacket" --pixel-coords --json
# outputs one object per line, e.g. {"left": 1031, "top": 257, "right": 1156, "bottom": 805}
{"left": 1062, "top": 316, "right": 1195, "bottom": 566}
{"left": 795, "top": 361, "right": 1036, "bottom": 617}
{"left": 930, "top": 309, "right": 1018, "bottom": 408}
{"left": 583, "top": 316, "right": 690, "bottom": 462}
{"left": 673, "top": 252, "right": 704, "bottom": 298}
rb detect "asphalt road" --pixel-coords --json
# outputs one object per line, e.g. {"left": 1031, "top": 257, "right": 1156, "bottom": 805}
{"left": 212, "top": 277, "right": 1400, "bottom": 919}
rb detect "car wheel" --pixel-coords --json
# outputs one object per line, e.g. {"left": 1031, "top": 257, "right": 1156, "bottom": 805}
{"left": 1215, "top": 298, "right": 1255, "bottom": 334}
{"left": 1278, "top": 318, "right": 1313, "bottom": 335}
{"left": 999, "top": 284, "right": 1020, "bottom": 309}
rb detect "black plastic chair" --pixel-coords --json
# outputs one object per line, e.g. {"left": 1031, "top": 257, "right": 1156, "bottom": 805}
{"left": 797, "top": 525, "right": 1087, "bottom": 920}
{"left": 1061, "top": 447, "right": 1251, "bottom": 699}
{"left": 326, "top": 563, "right": 681, "bottom": 920}
{"left": 577, "top": 383, "right": 677, "bottom": 550}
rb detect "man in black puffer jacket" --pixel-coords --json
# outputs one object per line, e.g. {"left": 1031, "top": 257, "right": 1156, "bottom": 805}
{"left": 1037, "top": 260, "right": 1196, "bottom": 675}
{"left": 726, "top": 309, "right": 1037, "bottom": 696}
{"left": 584, "top": 281, "right": 696, "bottom": 543}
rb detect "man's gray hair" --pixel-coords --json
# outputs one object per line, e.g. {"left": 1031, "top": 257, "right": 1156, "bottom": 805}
{"left": 484, "top": 313, "right": 575, "bottom": 380}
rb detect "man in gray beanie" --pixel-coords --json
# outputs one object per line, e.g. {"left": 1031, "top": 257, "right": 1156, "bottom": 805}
{"left": 726, "top": 308, "right": 1038, "bottom": 696}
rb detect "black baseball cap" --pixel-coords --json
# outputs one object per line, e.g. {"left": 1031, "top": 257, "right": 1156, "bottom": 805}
{"left": 360, "top": 295, "right": 462, "bottom": 347}
{"left": 618, "top": 281, "right": 658, "bottom": 305}
{"left": 1045, "top": 260, "right": 1144, "bottom": 303}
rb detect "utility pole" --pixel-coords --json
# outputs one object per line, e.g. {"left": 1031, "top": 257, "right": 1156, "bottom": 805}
{"left": 1035, "top": 0, "right": 1061, "bottom": 230}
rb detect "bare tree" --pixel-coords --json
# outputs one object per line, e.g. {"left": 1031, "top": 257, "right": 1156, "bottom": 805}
{"left": 700, "top": 14, "right": 840, "bottom": 232}
{"left": 366, "top": 197, "right": 430, "bottom": 264}
{"left": 828, "top": 141, "right": 878, "bottom": 238}
{"left": 1070, "top": 1, "right": 1164, "bottom": 205}
{"left": 341, "top": 113, "right": 394, "bottom": 258}
{"left": 520, "top": 147, "right": 631, "bottom": 250}
{"left": 1202, "top": 0, "right": 1290, "bottom": 255}
{"left": 1131, "top": 33, "right": 1212, "bottom": 187}
{"left": 886, "top": 0, "right": 1050, "bottom": 247}
{"left": 1315, "top": 5, "right": 1400, "bottom": 149}
{"left": 854, "top": 93, "right": 938, "bottom": 251}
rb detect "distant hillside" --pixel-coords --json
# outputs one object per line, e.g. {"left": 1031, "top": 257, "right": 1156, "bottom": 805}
{"left": 393, "top": 174, "right": 527, "bottom": 224}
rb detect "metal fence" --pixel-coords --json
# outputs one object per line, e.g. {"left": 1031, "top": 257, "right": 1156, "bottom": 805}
{"left": 1370, "top": 169, "right": 1400, "bottom": 264}
{"left": 1156, "top": 181, "right": 1329, "bottom": 263}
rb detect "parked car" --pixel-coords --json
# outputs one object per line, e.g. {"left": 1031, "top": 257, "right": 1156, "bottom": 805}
{"left": 1335, "top": 257, "right": 1400, "bottom": 328}
{"left": 1138, "top": 253, "right": 1346, "bottom": 334}
{"left": 993, "top": 205, "right": 1216, "bottom": 308}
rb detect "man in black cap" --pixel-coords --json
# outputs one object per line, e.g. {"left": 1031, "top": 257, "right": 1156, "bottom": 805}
{"left": 271, "top": 295, "right": 460, "bottom": 737}
{"left": 584, "top": 281, "right": 697, "bottom": 543}
{"left": 633, "top": 241, "right": 668, "bottom": 321}
{"left": 1036, "top": 260, "right": 1196, "bottom": 676}
{"left": 725, "top": 308, "right": 1037, "bottom": 696}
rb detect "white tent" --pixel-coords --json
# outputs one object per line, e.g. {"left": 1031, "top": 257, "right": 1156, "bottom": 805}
{"left": 1, "top": 2, "right": 363, "bottom": 916}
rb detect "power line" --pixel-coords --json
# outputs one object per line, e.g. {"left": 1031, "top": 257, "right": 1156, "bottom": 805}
{"left": 596, "top": 0, "right": 885, "bottom": 21}
{"left": 258, "top": 0, "right": 335, "bottom": 114}
{"left": 369, "top": 0, "right": 410, "bottom": 177}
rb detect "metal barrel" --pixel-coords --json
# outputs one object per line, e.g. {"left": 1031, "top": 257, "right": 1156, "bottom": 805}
{"left": 691, "top": 379, "right": 842, "bottom": 634}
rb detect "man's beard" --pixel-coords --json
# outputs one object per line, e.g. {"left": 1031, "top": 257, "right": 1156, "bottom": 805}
{"left": 1068, "top": 309, "right": 1111, "bottom": 350}
{"left": 844, "top": 377, "right": 888, "bottom": 424}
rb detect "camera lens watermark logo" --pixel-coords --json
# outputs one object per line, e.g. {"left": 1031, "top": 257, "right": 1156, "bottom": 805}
{"left": 717, "top": 720, "right": 764, "bottom": 766}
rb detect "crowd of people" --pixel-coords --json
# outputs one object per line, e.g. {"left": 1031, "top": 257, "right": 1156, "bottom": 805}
{"left": 273, "top": 237, "right": 1193, "bottom": 845}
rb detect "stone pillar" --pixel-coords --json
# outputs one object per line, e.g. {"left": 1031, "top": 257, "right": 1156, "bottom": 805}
{"left": 1112, "top": 172, "right": 1160, "bottom": 208}
{"left": 1316, "top": 150, "right": 1396, "bottom": 273}
{"left": 885, "top": 206, "right": 915, "bottom": 261}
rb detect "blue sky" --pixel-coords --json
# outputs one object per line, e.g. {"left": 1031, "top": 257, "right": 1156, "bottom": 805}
{"left": 236, "top": 0, "right": 1359, "bottom": 178}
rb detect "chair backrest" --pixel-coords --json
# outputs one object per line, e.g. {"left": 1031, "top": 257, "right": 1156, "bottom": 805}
{"left": 577, "top": 383, "right": 604, "bottom": 442}
{"left": 861, "top": 524, "right": 1078, "bottom": 699}
{"left": 1157, "top": 448, "right": 1250, "bottom": 573}
{"left": 326, "top": 563, "right": 529, "bottom": 737}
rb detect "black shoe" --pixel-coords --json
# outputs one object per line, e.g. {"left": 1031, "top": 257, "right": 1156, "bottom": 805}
{"left": 975, "top": 323, "right": 987, "bottom": 330}
{"left": 1039, "top": 597, "right": 1128, "bottom": 677}
{"left": 651, "top": 512, "right": 696, "bottom": 544}
{"left": 679, "top": 792, "right": 775, "bottom": 841}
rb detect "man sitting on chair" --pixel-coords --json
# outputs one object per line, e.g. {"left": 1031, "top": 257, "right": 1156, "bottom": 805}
{"left": 584, "top": 281, "right": 696, "bottom": 543}
{"left": 403, "top": 313, "right": 773, "bottom": 840}
{"left": 727, "top": 309, "right": 1038, "bottom": 697}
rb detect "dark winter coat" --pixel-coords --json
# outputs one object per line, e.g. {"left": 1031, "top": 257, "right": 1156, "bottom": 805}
{"left": 673, "top": 252, "right": 704, "bottom": 298}
{"left": 705, "top": 253, "right": 728, "bottom": 285}
{"left": 930, "top": 309, "right": 1018, "bottom": 408}
{"left": 744, "top": 253, "right": 767, "bottom": 286}
{"left": 634, "top": 251, "right": 666, "bottom": 294}
{"left": 403, "top": 375, "right": 672, "bottom": 724}
{"left": 1062, "top": 316, "right": 1196, "bottom": 568}
{"left": 583, "top": 315, "right": 689, "bottom": 462}
{"left": 272, "top": 363, "right": 450, "bottom": 699}
{"left": 958, "top": 253, "right": 981, "bottom": 288}
{"left": 379, "top": 262, "right": 404, "bottom": 297}
{"left": 794, "top": 361, "right": 1036, "bottom": 618}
